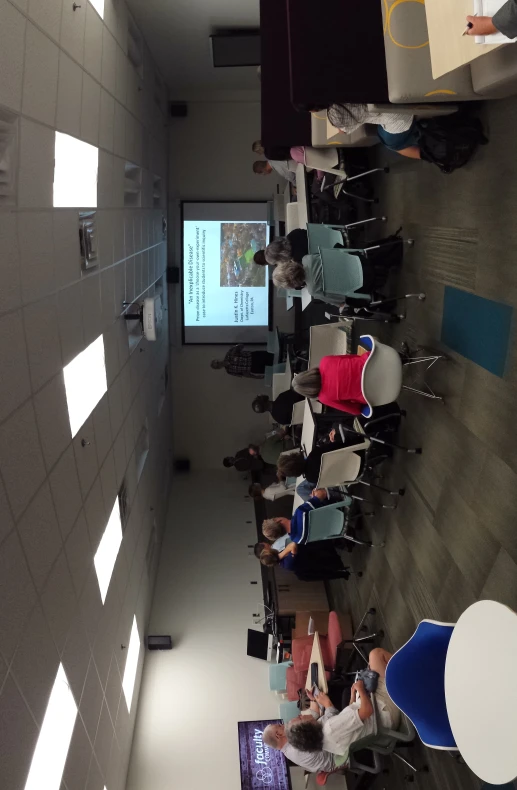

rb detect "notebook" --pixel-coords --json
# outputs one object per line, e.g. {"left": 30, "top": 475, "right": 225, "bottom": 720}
{"left": 473, "top": 0, "right": 517, "bottom": 43}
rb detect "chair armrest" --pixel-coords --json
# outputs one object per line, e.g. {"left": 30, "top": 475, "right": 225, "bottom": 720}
{"left": 366, "top": 103, "right": 458, "bottom": 117}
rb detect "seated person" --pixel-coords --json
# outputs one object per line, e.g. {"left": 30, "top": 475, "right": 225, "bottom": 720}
{"left": 263, "top": 649, "right": 400, "bottom": 771}
{"left": 211, "top": 344, "right": 274, "bottom": 378}
{"left": 262, "top": 488, "right": 337, "bottom": 545}
{"left": 253, "top": 229, "right": 309, "bottom": 267}
{"left": 306, "top": 102, "right": 422, "bottom": 161}
{"left": 223, "top": 444, "right": 264, "bottom": 472}
{"left": 252, "top": 391, "right": 304, "bottom": 425}
{"left": 277, "top": 429, "right": 353, "bottom": 500}
{"left": 249, "top": 481, "right": 295, "bottom": 502}
{"left": 259, "top": 428, "right": 295, "bottom": 467}
{"left": 293, "top": 354, "right": 370, "bottom": 415}
{"left": 253, "top": 159, "right": 296, "bottom": 184}
{"left": 255, "top": 540, "right": 357, "bottom": 582}
{"left": 272, "top": 257, "right": 343, "bottom": 306}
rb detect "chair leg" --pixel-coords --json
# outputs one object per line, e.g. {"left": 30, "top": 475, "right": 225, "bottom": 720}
{"left": 402, "top": 384, "right": 443, "bottom": 401}
{"left": 342, "top": 216, "right": 387, "bottom": 230}
{"left": 339, "top": 532, "right": 386, "bottom": 548}
{"left": 346, "top": 166, "right": 390, "bottom": 183}
{"left": 350, "top": 493, "right": 397, "bottom": 510}
{"left": 368, "top": 436, "right": 422, "bottom": 455}
{"left": 358, "top": 481, "right": 406, "bottom": 497}
{"left": 369, "top": 293, "right": 426, "bottom": 308}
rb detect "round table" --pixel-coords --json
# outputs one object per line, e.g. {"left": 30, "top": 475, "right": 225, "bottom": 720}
{"left": 445, "top": 600, "right": 517, "bottom": 784}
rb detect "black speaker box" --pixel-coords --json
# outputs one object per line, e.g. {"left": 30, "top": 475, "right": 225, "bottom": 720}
{"left": 146, "top": 635, "right": 173, "bottom": 651}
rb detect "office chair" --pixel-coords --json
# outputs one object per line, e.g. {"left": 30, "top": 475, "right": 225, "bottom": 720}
{"left": 385, "top": 619, "right": 458, "bottom": 750}
{"left": 307, "top": 221, "right": 388, "bottom": 256}
{"left": 279, "top": 700, "right": 300, "bottom": 723}
{"left": 306, "top": 499, "right": 386, "bottom": 549}
{"left": 269, "top": 661, "right": 292, "bottom": 693}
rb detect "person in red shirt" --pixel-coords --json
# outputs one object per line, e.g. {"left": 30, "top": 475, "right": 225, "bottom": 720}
{"left": 292, "top": 353, "right": 370, "bottom": 415}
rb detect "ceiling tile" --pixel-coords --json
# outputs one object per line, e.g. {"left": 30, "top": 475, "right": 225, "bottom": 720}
{"left": 0, "top": 531, "right": 37, "bottom": 664}
{"left": 40, "top": 550, "right": 77, "bottom": 654}
{"left": 0, "top": 309, "right": 31, "bottom": 424}
{"left": 49, "top": 444, "right": 83, "bottom": 541}
{"left": 93, "top": 701, "right": 114, "bottom": 780}
{"left": 33, "top": 373, "right": 72, "bottom": 472}
{"left": 0, "top": 674, "right": 39, "bottom": 790}
{"left": 62, "top": 715, "right": 93, "bottom": 790}
{"left": 62, "top": 612, "right": 91, "bottom": 710}
{"left": 23, "top": 294, "right": 63, "bottom": 392}
{"left": 79, "top": 659, "right": 103, "bottom": 744}
{"left": 16, "top": 482, "right": 63, "bottom": 593}
{"left": 65, "top": 509, "right": 93, "bottom": 600}
{"left": 73, "top": 419, "right": 99, "bottom": 501}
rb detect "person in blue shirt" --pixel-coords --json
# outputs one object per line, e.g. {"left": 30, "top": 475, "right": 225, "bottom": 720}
{"left": 261, "top": 488, "right": 336, "bottom": 546}
{"left": 254, "top": 540, "right": 357, "bottom": 582}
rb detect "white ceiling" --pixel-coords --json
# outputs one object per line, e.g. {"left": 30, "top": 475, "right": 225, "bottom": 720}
{"left": 126, "top": 0, "right": 261, "bottom": 96}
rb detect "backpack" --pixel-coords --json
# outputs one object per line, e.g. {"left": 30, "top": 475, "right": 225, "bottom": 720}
{"left": 417, "top": 111, "right": 488, "bottom": 174}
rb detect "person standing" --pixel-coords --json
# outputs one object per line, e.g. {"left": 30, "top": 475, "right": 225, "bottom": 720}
{"left": 210, "top": 344, "right": 274, "bottom": 378}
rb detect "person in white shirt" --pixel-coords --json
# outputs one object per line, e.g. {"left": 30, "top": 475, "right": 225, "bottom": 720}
{"left": 253, "top": 159, "right": 296, "bottom": 183}
{"left": 248, "top": 481, "right": 295, "bottom": 502}
{"left": 263, "top": 649, "right": 400, "bottom": 772}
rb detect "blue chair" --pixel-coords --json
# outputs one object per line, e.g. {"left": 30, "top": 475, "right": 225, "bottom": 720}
{"left": 385, "top": 620, "right": 458, "bottom": 750}
{"left": 269, "top": 661, "right": 291, "bottom": 693}
{"left": 279, "top": 700, "right": 300, "bottom": 723}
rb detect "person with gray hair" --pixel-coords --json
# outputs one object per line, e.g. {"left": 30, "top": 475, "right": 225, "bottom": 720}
{"left": 263, "top": 648, "right": 400, "bottom": 772}
{"left": 272, "top": 255, "right": 345, "bottom": 306}
{"left": 253, "top": 229, "right": 309, "bottom": 267}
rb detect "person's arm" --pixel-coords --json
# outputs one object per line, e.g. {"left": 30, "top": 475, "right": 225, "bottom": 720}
{"left": 467, "top": 1, "right": 517, "bottom": 37}
{"left": 278, "top": 542, "right": 298, "bottom": 560}
{"left": 350, "top": 680, "right": 374, "bottom": 722}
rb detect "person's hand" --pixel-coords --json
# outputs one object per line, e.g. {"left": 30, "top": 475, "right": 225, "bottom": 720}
{"left": 311, "top": 488, "right": 328, "bottom": 500}
{"left": 329, "top": 429, "right": 336, "bottom": 443}
{"left": 317, "top": 692, "right": 333, "bottom": 708}
{"left": 466, "top": 15, "right": 498, "bottom": 35}
{"left": 306, "top": 688, "right": 315, "bottom": 701}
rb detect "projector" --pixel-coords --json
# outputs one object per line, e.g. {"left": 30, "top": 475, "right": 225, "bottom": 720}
{"left": 123, "top": 294, "right": 163, "bottom": 341}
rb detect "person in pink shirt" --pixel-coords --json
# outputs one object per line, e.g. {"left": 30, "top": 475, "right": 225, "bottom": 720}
{"left": 292, "top": 353, "right": 370, "bottom": 415}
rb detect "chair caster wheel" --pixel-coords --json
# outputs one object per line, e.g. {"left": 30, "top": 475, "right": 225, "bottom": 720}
{"left": 421, "top": 765, "right": 429, "bottom": 773}
{"left": 357, "top": 571, "right": 363, "bottom": 578}
{"left": 373, "top": 198, "right": 379, "bottom": 204}
{"left": 418, "top": 293, "right": 426, "bottom": 301}
{"left": 377, "top": 629, "right": 385, "bottom": 639}
{"left": 381, "top": 216, "right": 387, "bottom": 221}
{"left": 383, "top": 166, "right": 390, "bottom": 173}
{"left": 382, "top": 768, "right": 390, "bottom": 775}
{"left": 407, "top": 238, "right": 415, "bottom": 246}
{"left": 404, "top": 775, "right": 415, "bottom": 783}
{"left": 415, "top": 448, "right": 423, "bottom": 455}
{"left": 398, "top": 488, "right": 406, "bottom": 496}
{"left": 368, "top": 608, "right": 376, "bottom": 615}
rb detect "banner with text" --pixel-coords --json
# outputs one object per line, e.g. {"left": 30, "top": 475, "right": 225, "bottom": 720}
{"left": 238, "top": 720, "right": 290, "bottom": 790}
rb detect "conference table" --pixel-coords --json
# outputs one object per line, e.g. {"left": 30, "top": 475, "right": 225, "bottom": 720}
{"left": 304, "top": 631, "right": 329, "bottom": 693}
{"left": 445, "top": 600, "right": 517, "bottom": 784}
{"left": 424, "top": 0, "right": 502, "bottom": 78}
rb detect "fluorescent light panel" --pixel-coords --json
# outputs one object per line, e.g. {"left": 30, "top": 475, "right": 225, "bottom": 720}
{"left": 53, "top": 132, "right": 98, "bottom": 208}
{"left": 90, "top": 0, "right": 104, "bottom": 17}
{"left": 63, "top": 335, "right": 107, "bottom": 438}
{"left": 94, "top": 499, "right": 123, "bottom": 604}
{"left": 122, "top": 617, "right": 141, "bottom": 711}
{"left": 24, "top": 664, "right": 77, "bottom": 790}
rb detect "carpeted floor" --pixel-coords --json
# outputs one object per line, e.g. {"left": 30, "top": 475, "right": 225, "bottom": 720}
{"left": 322, "top": 96, "right": 517, "bottom": 790}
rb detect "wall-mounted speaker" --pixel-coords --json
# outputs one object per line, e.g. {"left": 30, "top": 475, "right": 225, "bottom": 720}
{"left": 146, "top": 635, "right": 173, "bottom": 651}
{"left": 167, "top": 266, "right": 180, "bottom": 284}
{"left": 169, "top": 101, "right": 188, "bottom": 118}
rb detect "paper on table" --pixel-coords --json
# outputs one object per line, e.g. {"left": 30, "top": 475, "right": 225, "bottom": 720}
{"left": 473, "top": 0, "right": 517, "bottom": 42}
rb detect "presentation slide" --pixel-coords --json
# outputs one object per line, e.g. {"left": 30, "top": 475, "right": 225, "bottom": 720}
{"left": 182, "top": 202, "right": 270, "bottom": 344}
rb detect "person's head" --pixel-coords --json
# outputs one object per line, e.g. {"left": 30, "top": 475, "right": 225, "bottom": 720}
{"left": 295, "top": 102, "right": 329, "bottom": 114}
{"left": 272, "top": 261, "right": 306, "bottom": 290}
{"left": 211, "top": 359, "right": 225, "bottom": 370}
{"left": 292, "top": 368, "right": 322, "bottom": 398}
{"left": 254, "top": 541, "right": 267, "bottom": 558}
{"left": 253, "top": 250, "right": 268, "bottom": 267}
{"left": 263, "top": 723, "right": 287, "bottom": 750}
{"left": 253, "top": 160, "right": 272, "bottom": 176}
{"left": 265, "top": 238, "right": 292, "bottom": 265}
{"left": 249, "top": 483, "right": 264, "bottom": 500}
{"left": 277, "top": 450, "right": 305, "bottom": 478}
{"left": 259, "top": 547, "right": 280, "bottom": 567}
{"left": 252, "top": 140, "right": 264, "bottom": 155}
{"left": 262, "top": 518, "right": 287, "bottom": 540}
{"left": 223, "top": 456, "right": 235, "bottom": 468}
{"left": 285, "top": 717, "right": 324, "bottom": 752}
{"left": 252, "top": 395, "right": 271, "bottom": 414}
{"left": 248, "top": 444, "right": 260, "bottom": 456}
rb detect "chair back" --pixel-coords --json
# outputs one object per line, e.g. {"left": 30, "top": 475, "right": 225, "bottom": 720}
{"left": 316, "top": 443, "right": 370, "bottom": 488}
{"left": 306, "top": 501, "right": 346, "bottom": 543}
{"left": 307, "top": 223, "right": 343, "bottom": 254}
{"left": 319, "top": 248, "right": 364, "bottom": 298}
{"left": 269, "top": 661, "right": 291, "bottom": 692}
{"left": 385, "top": 619, "right": 457, "bottom": 749}
{"left": 359, "top": 335, "right": 403, "bottom": 418}
{"left": 279, "top": 700, "right": 300, "bottom": 723}
{"left": 309, "top": 322, "right": 350, "bottom": 368}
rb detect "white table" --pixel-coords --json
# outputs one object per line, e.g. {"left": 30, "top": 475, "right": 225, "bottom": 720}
{"left": 445, "top": 600, "right": 517, "bottom": 784}
{"left": 424, "top": 0, "right": 502, "bottom": 78}
{"left": 304, "top": 631, "right": 329, "bottom": 693}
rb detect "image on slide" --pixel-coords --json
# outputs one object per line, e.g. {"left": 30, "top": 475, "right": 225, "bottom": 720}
{"left": 220, "top": 222, "right": 267, "bottom": 288}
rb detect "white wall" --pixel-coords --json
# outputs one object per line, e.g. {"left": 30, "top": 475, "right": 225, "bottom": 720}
{"left": 126, "top": 472, "right": 281, "bottom": 790}
{"left": 165, "top": 100, "right": 294, "bottom": 468}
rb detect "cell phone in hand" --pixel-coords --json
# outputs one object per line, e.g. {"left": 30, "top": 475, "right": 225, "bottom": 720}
{"left": 311, "top": 662, "right": 318, "bottom": 687}
{"left": 312, "top": 684, "right": 320, "bottom": 697}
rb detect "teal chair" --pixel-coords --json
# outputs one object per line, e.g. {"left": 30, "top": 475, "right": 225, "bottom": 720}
{"left": 319, "top": 247, "right": 370, "bottom": 301}
{"left": 267, "top": 328, "right": 280, "bottom": 359}
{"left": 279, "top": 700, "right": 300, "bottom": 723}
{"left": 306, "top": 500, "right": 385, "bottom": 549}
{"left": 307, "top": 223, "right": 344, "bottom": 254}
{"left": 269, "top": 661, "right": 292, "bottom": 692}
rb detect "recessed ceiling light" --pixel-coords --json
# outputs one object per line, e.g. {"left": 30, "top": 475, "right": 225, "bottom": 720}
{"left": 122, "top": 616, "right": 141, "bottom": 711}
{"left": 94, "top": 499, "right": 123, "bottom": 604}
{"left": 90, "top": 0, "right": 104, "bottom": 18}
{"left": 24, "top": 664, "right": 77, "bottom": 790}
{"left": 53, "top": 132, "right": 98, "bottom": 208}
{"left": 63, "top": 335, "right": 107, "bottom": 439}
